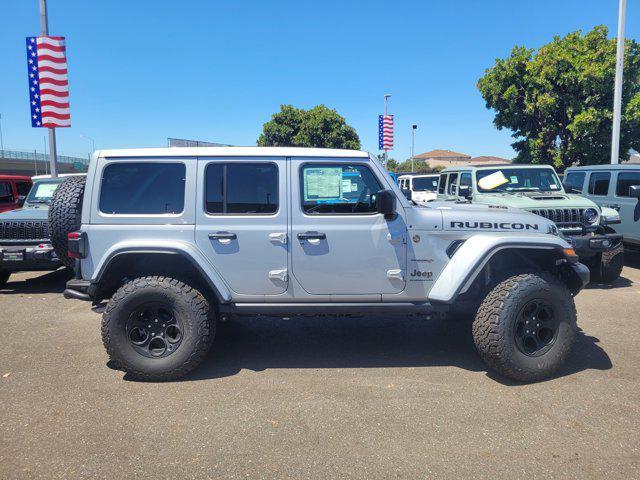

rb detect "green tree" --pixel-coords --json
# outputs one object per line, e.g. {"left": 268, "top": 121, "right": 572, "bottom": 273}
{"left": 478, "top": 26, "right": 640, "bottom": 169}
{"left": 258, "top": 105, "right": 361, "bottom": 149}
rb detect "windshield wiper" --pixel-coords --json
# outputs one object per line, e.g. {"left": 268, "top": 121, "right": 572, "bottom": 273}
{"left": 504, "top": 187, "right": 540, "bottom": 192}
{"left": 28, "top": 200, "right": 50, "bottom": 204}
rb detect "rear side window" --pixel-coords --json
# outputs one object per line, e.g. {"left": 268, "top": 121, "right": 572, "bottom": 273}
{"left": 564, "top": 172, "right": 585, "bottom": 193}
{"left": 100, "top": 162, "right": 186, "bottom": 214}
{"left": 460, "top": 172, "right": 472, "bottom": 188}
{"left": 16, "top": 182, "right": 32, "bottom": 196}
{"left": 588, "top": 172, "right": 611, "bottom": 196}
{"left": 616, "top": 171, "right": 640, "bottom": 197}
{"left": 438, "top": 174, "right": 447, "bottom": 194}
{"left": 205, "top": 163, "right": 278, "bottom": 214}
{"left": 0, "top": 182, "right": 14, "bottom": 202}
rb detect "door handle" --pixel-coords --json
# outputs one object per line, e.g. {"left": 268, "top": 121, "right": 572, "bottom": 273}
{"left": 268, "top": 232, "right": 288, "bottom": 244}
{"left": 209, "top": 232, "right": 237, "bottom": 244}
{"left": 297, "top": 231, "right": 326, "bottom": 241}
{"left": 606, "top": 204, "right": 621, "bottom": 211}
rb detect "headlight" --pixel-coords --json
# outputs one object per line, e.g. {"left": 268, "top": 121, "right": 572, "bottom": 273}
{"left": 583, "top": 208, "right": 598, "bottom": 224}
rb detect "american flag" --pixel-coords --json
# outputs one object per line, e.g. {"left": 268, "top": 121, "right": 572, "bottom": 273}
{"left": 378, "top": 114, "right": 393, "bottom": 151}
{"left": 26, "top": 36, "right": 71, "bottom": 128}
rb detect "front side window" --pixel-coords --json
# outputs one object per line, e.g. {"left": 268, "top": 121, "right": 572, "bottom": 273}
{"left": 205, "top": 163, "right": 278, "bottom": 214}
{"left": 476, "top": 168, "right": 562, "bottom": 192}
{"left": 616, "top": 171, "right": 640, "bottom": 197}
{"left": 412, "top": 177, "right": 438, "bottom": 192}
{"left": 100, "top": 162, "right": 186, "bottom": 214}
{"left": 448, "top": 173, "right": 459, "bottom": 195}
{"left": 564, "top": 172, "right": 585, "bottom": 193}
{"left": 438, "top": 174, "right": 447, "bottom": 194}
{"left": 301, "top": 164, "right": 382, "bottom": 214}
{"left": 588, "top": 172, "right": 611, "bottom": 196}
{"left": 16, "top": 182, "right": 32, "bottom": 196}
{"left": 460, "top": 172, "right": 472, "bottom": 188}
{"left": 0, "top": 182, "right": 13, "bottom": 202}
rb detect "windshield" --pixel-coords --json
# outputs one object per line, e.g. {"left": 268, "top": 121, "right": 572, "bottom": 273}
{"left": 476, "top": 168, "right": 562, "bottom": 193}
{"left": 412, "top": 177, "right": 438, "bottom": 191}
{"left": 26, "top": 180, "right": 61, "bottom": 204}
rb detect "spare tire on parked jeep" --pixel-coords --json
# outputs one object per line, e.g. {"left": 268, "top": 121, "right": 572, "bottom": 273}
{"left": 49, "top": 176, "right": 86, "bottom": 268}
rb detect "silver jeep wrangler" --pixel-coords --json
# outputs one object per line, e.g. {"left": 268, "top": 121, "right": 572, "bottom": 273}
{"left": 54, "top": 147, "right": 589, "bottom": 382}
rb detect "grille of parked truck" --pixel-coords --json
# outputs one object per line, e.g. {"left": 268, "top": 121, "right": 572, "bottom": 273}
{"left": 0, "top": 176, "right": 83, "bottom": 286}
{"left": 437, "top": 164, "right": 624, "bottom": 283}
{"left": 53, "top": 147, "right": 589, "bottom": 382}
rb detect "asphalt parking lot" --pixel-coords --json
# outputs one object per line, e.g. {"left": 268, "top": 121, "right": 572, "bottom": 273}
{"left": 1, "top": 255, "right": 639, "bottom": 479}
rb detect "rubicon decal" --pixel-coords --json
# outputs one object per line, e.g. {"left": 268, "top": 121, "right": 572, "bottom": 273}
{"left": 450, "top": 221, "right": 539, "bottom": 230}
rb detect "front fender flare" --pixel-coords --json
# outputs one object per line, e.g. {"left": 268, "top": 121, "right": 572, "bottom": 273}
{"left": 428, "top": 234, "right": 571, "bottom": 304}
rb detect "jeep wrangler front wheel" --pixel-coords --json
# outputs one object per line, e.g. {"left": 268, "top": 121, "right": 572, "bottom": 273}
{"left": 589, "top": 243, "right": 624, "bottom": 284}
{"left": 472, "top": 272, "right": 576, "bottom": 382}
{"left": 102, "top": 276, "right": 215, "bottom": 381}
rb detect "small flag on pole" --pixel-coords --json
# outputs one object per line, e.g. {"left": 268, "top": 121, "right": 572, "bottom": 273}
{"left": 26, "top": 36, "right": 71, "bottom": 128}
{"left": 378, "top": 114, "right": 393, "bottom": 151}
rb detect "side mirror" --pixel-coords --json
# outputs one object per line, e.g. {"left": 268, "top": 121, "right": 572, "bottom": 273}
{"left": 376, "top": 189, "right": 397, "bottom": 219}
{"left": 630, "top": 185, "right": 640, "bottom": 199}
{"left": 17, "top": 196, "right": 26, "bottom": 207}
{"left": 459, "top": 185, "right": 472, "bottom": 199}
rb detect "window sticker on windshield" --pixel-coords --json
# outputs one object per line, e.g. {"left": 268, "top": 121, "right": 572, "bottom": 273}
{"left": 478, "top": 171, "right": 509, "bottom": 190}
{"left": 304, "top": 167, "right": 342, "bottom": 201}
{"left": 34, "top": 183, "right": 58, "bottom": 198}
{"left": 549, "top": 184, "right": 559, "bottom": 189}
{"left": 341, "top": 179, "right": 353, "bottom": 193}
{"left": 510, "top": 176, "right": 518, "bottom": 183}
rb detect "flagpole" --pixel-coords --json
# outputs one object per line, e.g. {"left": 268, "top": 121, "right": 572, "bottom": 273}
{"left": 611, "top": 0, "right": 626, "bottom": 165}
{"left": 39, "top": 0, "right": 58, "bottom": 177}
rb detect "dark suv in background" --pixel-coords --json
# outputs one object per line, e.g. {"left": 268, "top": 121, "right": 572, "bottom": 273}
{"left": 0, "top": 175, "right": 32, "bottom": 213}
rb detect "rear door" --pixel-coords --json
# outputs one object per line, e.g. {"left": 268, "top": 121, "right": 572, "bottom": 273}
{"left": 194, "top": 158, "right": 289, "bottom": 296}
{"left": 290, "top": 158, "right": 406, "bottom": 296}
{"left": 0, "top": 181, "right": 15, "bottom": 212}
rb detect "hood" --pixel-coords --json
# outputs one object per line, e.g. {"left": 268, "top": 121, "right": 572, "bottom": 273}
{"left": 412, "top": 201, "right": 556, "bottom": 234}
{"left": 476, "top": 191, "right": 597, "bottom": 210}
{"left": 0, "top": 206, "right": 49, "bottom": 221}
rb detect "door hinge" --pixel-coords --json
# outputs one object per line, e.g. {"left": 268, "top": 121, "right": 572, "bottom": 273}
{"left": 387, "top": 269, "right": 404, "bottom": 281}
{"left": 268, "top": 268, "right": 288, "bottom": 282}
{"left": 269, "top": 232, "right": 288, "bottom": 244}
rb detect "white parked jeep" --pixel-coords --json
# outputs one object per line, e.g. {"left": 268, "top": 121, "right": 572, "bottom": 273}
{"left": 53, "top": 147, "right": 589, "bottom": 382}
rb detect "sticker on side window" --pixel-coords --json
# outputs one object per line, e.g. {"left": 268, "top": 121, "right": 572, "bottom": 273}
{"left": 304, "top": 167, "right": 342, "bottom": 201}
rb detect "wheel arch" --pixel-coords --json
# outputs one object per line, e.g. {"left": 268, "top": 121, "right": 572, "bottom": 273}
{"left": 429, "top": 235, "right": 576, "bottom": 304}
{"left": 91, "top": 247, "right": 231, "bottom": 305}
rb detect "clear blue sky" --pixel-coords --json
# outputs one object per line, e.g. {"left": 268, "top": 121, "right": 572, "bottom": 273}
{"left": 0, "top": 0, "right": 638, "bottom": 161}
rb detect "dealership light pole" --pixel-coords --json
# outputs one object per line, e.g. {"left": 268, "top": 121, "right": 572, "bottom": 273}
{"left": 0, "top": 113, "right": 4, "bottom": 153}
{"left": 411, "top": 124, "right": 417, "bottom": 172}
{"left": 611, "top": 0, "right": 627, "bottom": 164}
{"left": 39, "top": 0, "right": 58, "bottom": 177}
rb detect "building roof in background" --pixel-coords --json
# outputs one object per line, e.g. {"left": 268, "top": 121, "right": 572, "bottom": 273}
{"left": 415, "top": 149, "right": 471, "bottom": 159}
{"left": 470, "top": 156, "right": 512, "bottom": 164}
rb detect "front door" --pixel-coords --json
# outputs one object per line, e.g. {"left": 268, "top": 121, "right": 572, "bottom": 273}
{"left": 195, "top": 158, "right": 289, "bottom": 296}
{"left": 613, "top": 170, "right": 640, "bottom": 243}
{"left": 290, "top": 158, "right": 407, "bottom": 296}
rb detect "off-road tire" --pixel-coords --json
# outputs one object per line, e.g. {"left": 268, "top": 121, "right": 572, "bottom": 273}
{"left": 48, "top": 176, "right": 86, "bottom": 268}
{"left": 0, "top": 271, "right": 10, "bottom": 287}
{"left": 102, "top": 276, "right": 215, "bottom": 381}
{"left": 472, "top": 272, "right": 577, "bottom": 382}
{"left": 589, "top": 243, "right": 624, "bottom": 283}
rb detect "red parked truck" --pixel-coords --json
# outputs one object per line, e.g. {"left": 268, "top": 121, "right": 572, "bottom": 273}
{"left": 0, "top": 175, "right": 33, "bottom": 213}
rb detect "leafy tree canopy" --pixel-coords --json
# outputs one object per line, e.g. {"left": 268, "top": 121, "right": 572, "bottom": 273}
{"left": 478, "top": 26, "right": 640, "bottom": 168}
{"left": 257, "top": 105, "right": 361, "bottom": 149}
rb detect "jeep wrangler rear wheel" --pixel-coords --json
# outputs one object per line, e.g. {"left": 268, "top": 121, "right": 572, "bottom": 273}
{"left": 589, "top": 243, "right": 624, "bottom": 283}
{"left": 0, "top": 271, "right": 10, "bottom": 287}
{"left": 48, "top": 176, "right": 86, "bottom": 269}
{"left": 472, "top": 272, "right": 576, "bottom": 382}
{"left": 102, "top": 276, "right": 215, "bottom": 381}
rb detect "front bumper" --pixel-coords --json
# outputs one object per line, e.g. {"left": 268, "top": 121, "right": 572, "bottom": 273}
{"left": 0, "top": 244, "right": 62, "bottom": 272}
{"left": 564, "top": 232, "right": 623, "bottom": 258}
